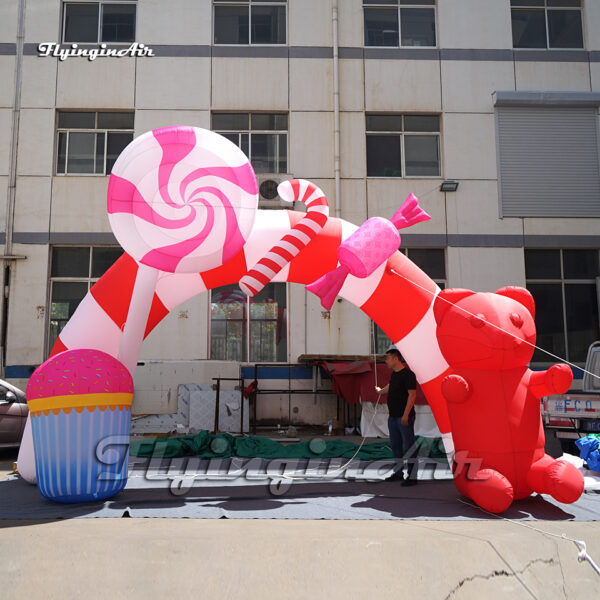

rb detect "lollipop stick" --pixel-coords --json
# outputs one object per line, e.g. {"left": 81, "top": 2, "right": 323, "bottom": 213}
{"left": 117, "top": 263, "right": 159, "bottom": 375}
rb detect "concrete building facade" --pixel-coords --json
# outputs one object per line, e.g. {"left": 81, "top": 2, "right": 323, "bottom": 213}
{"left": 0, "top": 0, "right": 599, "bottom": 428}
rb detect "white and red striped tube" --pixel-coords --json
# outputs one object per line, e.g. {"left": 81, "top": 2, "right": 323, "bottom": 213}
{"left": 239, "top": 179, "right": 329, "bottom": 296}
{"left": 49, "top": 211, "right": 453, "bottom": 453}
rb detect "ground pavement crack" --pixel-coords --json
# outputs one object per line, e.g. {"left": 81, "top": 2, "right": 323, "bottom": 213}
{"left": 444, "top": 556, "right": 557, "bottom": 600}
{"left": 551, "top": 537, "right": 568, "bottom": 599}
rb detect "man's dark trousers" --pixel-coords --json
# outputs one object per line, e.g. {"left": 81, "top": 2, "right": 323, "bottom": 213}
{"left": 388, "top": 415, "right": 418, "bottom": 479}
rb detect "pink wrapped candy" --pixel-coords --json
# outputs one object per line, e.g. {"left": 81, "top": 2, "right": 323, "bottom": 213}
{"left": 306, "top": 194, "right": 430, "bottom": 310}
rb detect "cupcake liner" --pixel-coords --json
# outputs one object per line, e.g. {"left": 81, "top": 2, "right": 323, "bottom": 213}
{"left": 31, "top": 405, "right": 131, "bottom": 503}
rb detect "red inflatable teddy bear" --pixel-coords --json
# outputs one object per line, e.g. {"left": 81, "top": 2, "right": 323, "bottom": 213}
{"left": 434, "top": 286, "right": 584, "bottom": 513}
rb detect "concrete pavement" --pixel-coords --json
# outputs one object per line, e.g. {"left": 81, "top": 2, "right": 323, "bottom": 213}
{"left": 3, "top": 448, "right": 600, "bottom": 598}
{"left": 1, "top": 518, "right": 599, "bottom": 598}
{"left": 0, "top": 448, "right": 17, "bottom": 478}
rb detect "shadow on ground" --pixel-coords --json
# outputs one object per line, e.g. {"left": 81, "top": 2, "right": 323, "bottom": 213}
{"left": 2, "top": 473, "right": 595, "bottom": 523}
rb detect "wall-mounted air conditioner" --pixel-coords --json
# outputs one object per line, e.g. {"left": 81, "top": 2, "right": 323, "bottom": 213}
{"left": 257, "top": 174, "right": 298, "bottom": 210}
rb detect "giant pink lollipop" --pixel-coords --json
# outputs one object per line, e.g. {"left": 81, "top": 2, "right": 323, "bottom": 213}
{"left": 107, "top": 126, "right": 259, "bottom": 372}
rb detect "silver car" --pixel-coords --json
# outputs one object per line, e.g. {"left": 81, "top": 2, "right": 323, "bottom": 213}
{"left": 0, "top": 380, "right": 27, "bottom": 448}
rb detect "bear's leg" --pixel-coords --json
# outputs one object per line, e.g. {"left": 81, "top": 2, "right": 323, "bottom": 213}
{"left": 526, "top": 454, "right": 584, "bottom": 504}
{"left": 454, "top": 466, "right": 514, "bottom": 513}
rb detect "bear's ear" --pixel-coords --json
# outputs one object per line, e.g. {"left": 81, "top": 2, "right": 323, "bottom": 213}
{"left": 434, "top": 288, "right": 475, "bottom": 326}
{"left": 495, "top": 286, "right": 535, "bottom": 318}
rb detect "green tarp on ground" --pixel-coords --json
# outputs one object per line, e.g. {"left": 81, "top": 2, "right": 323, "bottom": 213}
{"left": 129, "top": 430, "right": 447, "bottom": 461}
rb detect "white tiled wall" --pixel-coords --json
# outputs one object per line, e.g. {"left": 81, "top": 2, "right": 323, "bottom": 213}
{"left": 136, "top": 58, "right": 211, "bottom": 110}
{"left": 50, "top": 177, "right": 112, "bottom": 232}
{"left": 447, "top": 247, "right": 527, "bottom": 292}
{"left": 24, "top": 0, "right": 60, "bottom": 43}
{"left": 364, "top": 60, "right": 442, "bottom": 112}
{"left": 0, "top": 57, "right": 15, "bottom": 107}
{"left": 211, "top": 58, "right": 288, "bottom": 110}
{"left": 6, "top": 243, "right": 50, "bottom": 367}
{"left": 16, "top": 109, "right": 55, "bottom": 176}
{"left": 0, "top": 2, "right": 18, "bottom": 43}
{"left": 137, "top": 0, "right": 211, "bottom": 45}
{"left": 441, "top": 61, "right": 515, "bottom": 113}
{"left": 289, "top": 111, "right": 335, "bottom": 178}
{"left": 0, "top": 109, "right": 12, "bottom": 176}
{"left": 56, "top": 58, "right": 136, "bottom": 108}
{"left": 14, "top": 176, "right": 52, "bottom": 232}
{"left": 289, "top": 0, "right": 332, "bottom": 47}
{"left": 290, "top": 59, "right": 334, "bottom": 111}
{"left": 438, "top": 0, "right": 513, "bottom": 50}
{"left": 20, "top": 57, "right": 57, "bottom": 109}
{"left": 514, "top": 62, "right": 592, "bottom": 92}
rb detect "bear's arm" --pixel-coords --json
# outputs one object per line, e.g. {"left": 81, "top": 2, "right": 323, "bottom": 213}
{"left": 528, "top": 364, "right": 573, "bottom": 399}
{"left": 441, "top": 374, "right": 471, "bottom": 403}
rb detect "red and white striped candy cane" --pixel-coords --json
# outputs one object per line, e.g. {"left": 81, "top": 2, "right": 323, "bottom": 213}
{"left": 239, "top": 179, "right": 329, "bottom": 296}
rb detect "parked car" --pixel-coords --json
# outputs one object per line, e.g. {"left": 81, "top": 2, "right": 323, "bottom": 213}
{"left": 0, "top": 379, "right": 27, "bottom": 448}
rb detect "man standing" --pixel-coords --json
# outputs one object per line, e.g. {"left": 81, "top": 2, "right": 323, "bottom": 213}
{"left": 376, "top": 349, "right": 418, "bottom": 485}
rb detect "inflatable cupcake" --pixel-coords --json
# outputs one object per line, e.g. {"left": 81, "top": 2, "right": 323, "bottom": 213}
{"left": 27, "top": 349, "right": 133, "bottom": 503}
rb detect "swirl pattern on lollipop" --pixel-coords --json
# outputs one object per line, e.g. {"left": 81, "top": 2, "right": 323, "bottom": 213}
{"left": 107, "top": 127, "right": 259, "bottom": 273}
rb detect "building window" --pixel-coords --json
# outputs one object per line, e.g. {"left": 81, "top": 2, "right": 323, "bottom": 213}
{"left": 48, "top": 246, "right": 124, "bottom": 353}
{"left": 62, "top": 2, "right": 136, "bottom": 43}
{"left": 525, "top": 249, "right": 599, "bottom": 364}
{"left": 210, "top": 283, "right": 287, "bottom": 362}
{"left": 212, "top": 113, "right": 288, "bottom": 174}
{"left": 213, "top": 0, "right": 286, "bottom": 45}
{"left": 56, "top": 111, "right": 134, "bottom": 175}
{"left": 511, "top": 0, "right": 583, "bottom": 49}
{"left": 373, "top": 248, "right": 446, "bottom": 354}
{"left": 363, "top": 0, "right": 436, "bottom": 48}
{"left": 366, "top": 114, "right": 440, "bottom": 178}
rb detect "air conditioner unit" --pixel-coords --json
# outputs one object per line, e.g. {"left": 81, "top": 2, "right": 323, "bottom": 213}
{"left": 256, "top": 174, "right": 298, "bottom": 210}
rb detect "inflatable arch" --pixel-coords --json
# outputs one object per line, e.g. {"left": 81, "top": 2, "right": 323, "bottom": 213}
{"left": 19, "top": 126, "right": 584, "bottom": 511}
{"left": 52, "top": 204, "right": 452, "bottom": 431}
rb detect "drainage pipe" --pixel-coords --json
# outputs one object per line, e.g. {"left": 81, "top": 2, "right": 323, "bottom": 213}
{"left": 5, "top": 0, "right": 26, "bottom": 259}
{"left": 1, "top": 0, "right": 28, "bottom": 374}
{"left": 332, "top": 0, "right": 341, "bottom": 219}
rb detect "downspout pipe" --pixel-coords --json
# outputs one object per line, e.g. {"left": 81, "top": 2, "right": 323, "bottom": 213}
{"left": 2, "top": 0, "right": 28, "bottom": 374}
{"left": 333, "top": 0, "right": 341, "bottom": 219}
{"left": 5, "top": 0, "right": 26, "bottom": 260}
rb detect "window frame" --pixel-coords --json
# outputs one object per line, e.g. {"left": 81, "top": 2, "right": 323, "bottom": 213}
{"left": 212, "top": 112, "right": 289, "bottom": 175}
{"left": 47, "top": 246, "right": 124, "bottom": 356}
{"left": 208, "top": 282, "right": 289, "bottom": 363}
{"left": 61, "top": 1, "right": 138, "bottom": 45}
{"left": 372, "top": 248, "right": 446, "bottom": 354}
{"left": 55, "top": 111, "right": 134, "bottom": 176}
{"left": 365, "top": 113, "right": 442, "bottom": 179}
{"left": 510, "top": 0, "right": 584, "bottom": 50}
{"left": 525, "top": 248, "right": 600, "bottom": 365}
{"left": 363, "top": 0, "right": 437, "bottom": 49}
{"left": 213, "top": 0, "right": 288, "bottom": 46}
